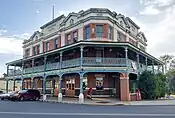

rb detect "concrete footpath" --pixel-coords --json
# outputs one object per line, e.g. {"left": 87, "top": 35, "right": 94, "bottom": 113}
{"left": 40, "top": 97, "right": 175, "bottom": 106}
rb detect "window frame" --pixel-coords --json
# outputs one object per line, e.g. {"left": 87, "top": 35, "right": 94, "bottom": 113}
{"left": 54, "top": 38, "right": 59, "bottom": 49}
{"left": 108, "top": 26, "right": 113, "bottom": 40}
{"left": 36, "top": 45, "right": 40, "bottom": 54}
{"left": 73, "top": 31, "right": 78, "bottom": 43}
{"left": 96, "top": 25, "right": 103, "bottom": 38}
{"left": 117, "top": 31, "right": 121, "bottom": 41}
{"left": 96, "top": 77, "right": 104, "bottom": 90}
{"left": 33, "top": 46, "right": 36, "bottom": 56}
{"left": 85, "top": 26, "right": 90, "bottom": 40}
{"left": 46, "top": 42, "right": 50, "bottom": 52}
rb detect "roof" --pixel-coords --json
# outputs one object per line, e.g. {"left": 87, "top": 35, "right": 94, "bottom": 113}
{"left": 40, "top": 15, "right": 65, "bottom": 29}
{"left": 126, "top": 17, "right": 140, "bottom": 29}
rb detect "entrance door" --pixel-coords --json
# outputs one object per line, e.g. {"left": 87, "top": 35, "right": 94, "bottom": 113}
{"left": 112, "top": 77, "right": 120, "bottom": 99}
{"left": 65, "top": 79, "right": 75, "bottom": 97}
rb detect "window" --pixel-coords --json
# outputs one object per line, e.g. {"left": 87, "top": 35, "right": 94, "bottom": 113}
{"left": 131, "top": 25, "right": 135, "bottom": 32}
{"left": 120, "top": 21, "right": 123, "bottom": 26}
{"left": 96, "top": 77, "right": 103, "bottom": 90}
{"left": 46, "top": 42, "right": 49, "bottom": 52}
{"left": 96, "top": 25, "right": 103, "bottom": 38}
{"left": 73, "top": 31, "right": 78, "bottom": 42}
{"left": 55, "top": 38, "right": 58, "bottom": 49}
{"left": 117, "top": 31, "right": 121, "bottom": 41}
{"left": 25, "top": 49, "right": 30, "bottom": 57}
{"left": 108, "top": 26, "right": 113, "bottom": 40}
{"left": 66, "top": 79, "right": 75, "bottom": 90}
{"left": 36, "top": 45, "right": 40, "bottom": 54}
{"left": 67, "top": 34, "right": 71, "bottom": 44}
{"left": 70, "top": 19, "right": 74, "bottom": 25}
{"left": 85, "top": 26, "right": 90, "bottom": 39}
{"left": 33, "top": 47, "right": 36, "bottom": 56}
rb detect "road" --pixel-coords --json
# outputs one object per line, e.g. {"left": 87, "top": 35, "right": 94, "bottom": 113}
{"left": 0, "top": 100, "right": 175, "bottom": 118}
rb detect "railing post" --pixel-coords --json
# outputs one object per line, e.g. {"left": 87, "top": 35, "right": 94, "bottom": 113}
{"left": 32, "top": 59, "right": 34, "bottom": 73}
{"left": 5, "top": 78, "right": 8, "bottom": 93}
{"left": 7, "top": 65, "right": 9, "bottom": 76}
{"left": 58, "top": 74, "right": 63, "bottom": 102}
{"left": 136, "top": 53, "right": 140, "bottom": 74}
{"left": 21, "top": 78, "right": 24, "bottom": 90}
{"left": 13, "top": 79, "right": 15, "bottom": 91}
{"left": 158, "top": 63, "right": 160, "bottom": 73}
{"left": 79, "top": 73, "right": 84, "bottom": 104}
{"left": 125, "top": 47, "right": 128, "bottom": 70}
{"left": 145, "top": 57, "right": 148, "bottom": 70}
{"left": 60, "top": 52, "right": 62, "bottom": 70}
{"left": 152, "top": 61, "right": 155, "bottom": 74}
{"left": 43, "top": 56, "right": 47, "bottom": 101}
{"left": 162, "top": 65, "right": 164, "bottom": 74}
{"left": 80, "top": 46, "right": 84, "bottom": 69}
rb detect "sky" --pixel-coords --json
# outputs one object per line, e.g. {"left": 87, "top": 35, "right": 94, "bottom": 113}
{"left": 0, "top": 0, "right": 175, "bottom": 76}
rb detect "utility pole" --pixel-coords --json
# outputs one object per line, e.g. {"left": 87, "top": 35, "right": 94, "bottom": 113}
{"left": 52, "top": 5, "right": 55, "bottom": 20}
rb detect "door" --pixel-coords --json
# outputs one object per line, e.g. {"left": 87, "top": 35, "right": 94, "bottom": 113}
{"left": 96, "top": 49, "right": 103, "bottom": 63}
{"left": 65, "top": 79, "right": 75, "bottom": 97}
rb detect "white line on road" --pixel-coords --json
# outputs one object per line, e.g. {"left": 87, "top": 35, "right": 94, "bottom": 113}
{"left": 0, "top": 112, "right": 175, "bottom": 116}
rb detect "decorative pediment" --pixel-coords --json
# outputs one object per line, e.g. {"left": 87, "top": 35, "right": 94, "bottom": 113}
{"left": 125, "top": 17, "right": 140, "bottom": 29}
{"left": 30, "top": 31, "right": 41, "bottom": 41}
{"left": 60, "top": 12, "right": 78, "bottom": 26}
{"left": 116, "top": 15, "right": 130, "bottom": 28}
{"left": 137, "top": 32, "right": 147, "bottom": 42}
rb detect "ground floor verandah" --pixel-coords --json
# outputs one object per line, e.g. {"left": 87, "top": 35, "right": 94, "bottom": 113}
{"left": 6, "top": 71, "right": 139, "bottom": 102}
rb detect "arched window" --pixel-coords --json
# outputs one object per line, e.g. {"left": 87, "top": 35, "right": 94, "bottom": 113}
{"left": 70, "top": 19, "right": 74, "bottom": 24}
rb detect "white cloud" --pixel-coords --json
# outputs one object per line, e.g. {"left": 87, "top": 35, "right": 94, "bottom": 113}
{"left": 139, "top": 0, "right": 174, "bottom": 15}
{"left": 140, "top": 5, "right": 160, "bottom": 15}
{"left": 132, "top": 6, "right": 175, "bottom": 57}
{"left": 12, "top": 33, "right": 30, "bottom": 39}
{"left": 36, "top": 10, "right": 40, "bottom": 14}
{"left": 0, "top": 36, "right": 23, "bottom": 54}
{"left": 0, "top": 30, "right": 7, "bottom": 35}
{"left": 57, "top": 11, "right": 70, "bottom": 16}
{"left": 140, "top": 0, "right": 174, "bottom": 6}
{"left": 0, "top": 32, "right": 30, "bottom": 55}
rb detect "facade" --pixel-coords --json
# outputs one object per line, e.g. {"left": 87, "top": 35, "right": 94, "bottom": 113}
{"left": 5, "top": 8, "right": 164, "bottom": 102}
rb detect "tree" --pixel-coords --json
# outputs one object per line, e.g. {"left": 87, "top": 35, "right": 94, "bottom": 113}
{"left": 166, "top": 69, "right": 175, "bottom": 94}
{"left": 138, "top": 71, "right": 156, "bottom": 99}
{"left": 154, "top": 73, "right": 167, "bottom": 97}
{"left": 159, "top": 54, "right": 174, "bottom": 72}
{"left": 138, "top": 71, "right": 167, "bottom": 99}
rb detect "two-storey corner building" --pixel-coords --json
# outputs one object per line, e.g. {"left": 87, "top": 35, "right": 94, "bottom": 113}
{"left": 5, "top": 8, "right": 164, "bottom": 102}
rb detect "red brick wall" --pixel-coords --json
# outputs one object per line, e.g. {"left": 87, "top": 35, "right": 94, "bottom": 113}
{"left": 49, "top": 39, "right": 54, "bottom": 51}
{"left": 103, "top": 24, "right": 108, "bottom": 39}
{"left": 90, "top": 23, "right": 96, "bottom": 38}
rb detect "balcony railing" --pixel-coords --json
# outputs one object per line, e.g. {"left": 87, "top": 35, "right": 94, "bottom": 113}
{"left": 8, "top": 70, "right": 22, "bottom": 76}
{"left": 23, "top": 68, "right": 33, "bottom": 74}
{"left": 10, "top": 57, "right": 151, "bottom": 75}
{"left": 46, "top": 62, "right": 60, "bottom": 70}
{"left": 62, "top": 58, "right": 80, "bottom": 68}
{"left": 83, "top": 57, "right": 127, "bottom": 67}
{"left": 34, "top": 65, "right": 44, "bottom": 72}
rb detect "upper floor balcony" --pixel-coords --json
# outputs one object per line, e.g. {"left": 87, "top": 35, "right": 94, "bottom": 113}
{"left": 6, "top": 41, "right": 164, "bottom": 77}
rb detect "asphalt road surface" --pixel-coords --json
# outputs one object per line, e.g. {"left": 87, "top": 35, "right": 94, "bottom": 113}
{"left": 0, "top": 100, "right": 175, "bottom": 118}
